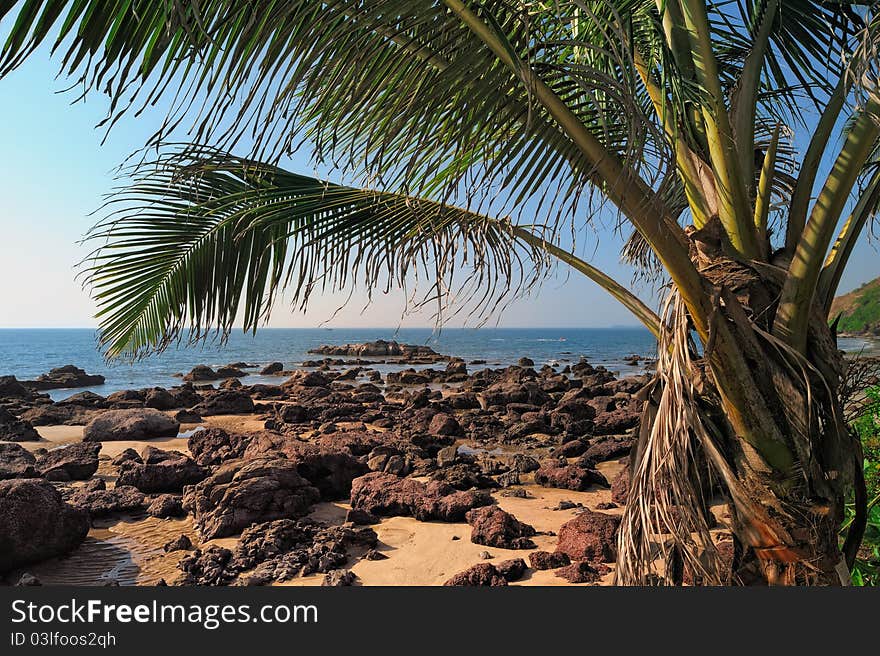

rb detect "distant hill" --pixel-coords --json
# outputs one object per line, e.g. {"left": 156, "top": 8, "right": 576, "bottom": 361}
{"left": 830, "top": 277, "right": 880, "bottom": 336}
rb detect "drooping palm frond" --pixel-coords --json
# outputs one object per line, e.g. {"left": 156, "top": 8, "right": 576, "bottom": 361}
{"left": 84, "top": 145, "right": 661, "bottom": 359}
{"left": 83, "top": 145, "right": 554, "bottom": 359}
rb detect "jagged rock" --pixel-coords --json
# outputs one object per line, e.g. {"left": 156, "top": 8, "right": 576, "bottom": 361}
{"left": 323, "top": 569, "right": 356, "bottom": 586}
{"left": 21, "top": 403, "right": 97, "bottom": 426}
{"left": 67, "top": 485, "right": 145, "bottom": 517}
{"left": 0, "top": 478, "right": 89, "bottom": 572}
{"left": 146, "top": 494, "right": 186, "bottom": 518}
{"left": 183, "top": 458, "right": 321, "bottom": 539}
{"left": 466, "top": 506, "right": 536, "bottom": 549}
{"left": 83, "top": 408, "right": 180, "bottom": 442}
{"left": 555, "top": 510, "right": 621, "bottom": 563}
{"left": 111, "top": 448, "right": 141, "bottom": 466}
{"left": 35, "top": 442, "right": 100, "bottom": 481}
{"left": 22, "top": 365, "right": 105, "bottom": 391}
{"left": 117, "top": 448, "right": 207, "bottom": 493}
{"left": 177, "top": 546, "right": 236, "bottom": 585}
{"left": 191, "top": 390, "right": 255, "bottom": 416}
{"left": 583, "top": 436, "right": 633, "bottom": 463}
{"left": 0, "top": 443, "right": 38, "bottom": 480}
{"left": 187, "top": 427, "right": 248, "bottom": 466}
{"left": 163, "top": 534, "right": 193, "bottom": 552}
{"left": 610, "top": 466, "right": 631, "bottom": 505}
{"left": 260, "top": 362, "right": 284, "bottom": 375}
{"left": 496, "top": 558, "right": 527, "bottom": 582}
{"left": 0, "top": 407, "right": 40, "bottom": 441}
{"left": 529, "top": 550, "right": 571, "bottom": 570}
{"left": 183, "top": 365, "right": 219, "bottom": 382}
{"left": 555, "top": 561, "right": 605, "bottom": 583}
{"left": 534, "top": 464, "right": 609, "bottom": 491}
{"left": 443, "top": 563, "right": 507, "bottom": 586}
{"left": 350, "top": 472, "right": 492, "bottom": 522}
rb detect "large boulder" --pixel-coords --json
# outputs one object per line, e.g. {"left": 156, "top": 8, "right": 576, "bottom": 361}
{"left": 0, "top": 443, "right": 38, "bottom": 480}
{"left": 116, "top": 447, "right": 207, "bottom": 493}
{"left": 465, "top": 505, "right": 536, "bottom": 549}
{"left": 187, "top": 427, "right": 249, "bottom": 466}
{"left": 21, "top": 403, "right": 98, "bottom": 426}
{"left": 22, "top": 365, "right": 105, "bottom": 391}
{"left": 260, "top": 362, "right": 284, "bottom": 375}
{"left": 534, "top": 464, "right": 609, "bottom": 491}
{"left": 0, "top": 478, "right": 89, "bottom": 572}
{"left": 0, "top": 407, "right": 40, "bottom": 441}
{"left": 83, "top": 408, "right": 180, "bottom": 442}
{"left": 182, "top": 458, "right": 321, "bottom": 539}
{"left": 35, "top": 442, "right": 100, "bottom": 481}
{"left": 191, "top": 390, "right": 255, "bottom": 416}
{"left": 443, "top": 563, "right": 508, "bottom": 586}
{"left": 555, "top": 510, "right": 621, "bottom": 563}
{"left": 67, "top": 483, "right": 145, "bottom": 517}
{"left": 350, "top": 472, "right": 492, "bottom": 522}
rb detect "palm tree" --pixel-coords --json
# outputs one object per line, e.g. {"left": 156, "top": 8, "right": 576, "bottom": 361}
{"left": 2, "top": 0, "right": 877, "bottom": 585}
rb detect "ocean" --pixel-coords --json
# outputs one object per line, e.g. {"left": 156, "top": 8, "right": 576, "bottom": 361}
{"left": 0, "top": 327, "right": 873, "bottom": 401}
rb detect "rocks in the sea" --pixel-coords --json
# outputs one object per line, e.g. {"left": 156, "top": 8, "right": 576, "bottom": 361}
{"left": 555, "top": 510, "right": 621, "bottom": 563}
{"left": 21, "top": 365, "right": 105, "bottom": 391}
{"left": 83, "top": 408, "right": 180, "bottom": 442}
{"left": 34, "top": 442, "right": 100, "bottom": 481}
{"left": 534, "top": 463, "right": 609, "bottom": 491}
{"left": 68, "top": 484, "right": 145, "bottom": 517}
{"left": 444, "top": 562, "right": 508, "bottom": 586}
{"left": 465, "top": 505, "right": 537, "bottom": 549}
{"left": 260, "top": 362, "right": 284, "bottom": 375}
{"left": 0, "top": 407, "right": 40, "bottom": 441}
{"left": 183, "top": 458, "right": 321, "bottom": 539}
{"left": 350, "top": 472, "right": 492, "bottom": 522}
{"left": 116, "top": 447, "right": 207, "bottom": 493}
{"left": 191, "top": 389, "right": 255, "bottom": 416}
{"left": 529, "top": 550, "right": 571, "bottom": 570}
{"left": 146, "top": 494, "right": 185, "bottom": 518}
{"left": 0, "top": 478, "right": 89, "bottom": 572}
{"left": 183, "top": 365, "right": 222, "bottom": 382}
{"left": 308, "top": 340, "right": 446, "bottom": 362}
{"left": 0, "top": 442, "right": 38, "bottom": 480}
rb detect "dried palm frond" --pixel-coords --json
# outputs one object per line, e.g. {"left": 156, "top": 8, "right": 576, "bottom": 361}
{"left": 616, "top": 290, "right": 725, "bottom": 585}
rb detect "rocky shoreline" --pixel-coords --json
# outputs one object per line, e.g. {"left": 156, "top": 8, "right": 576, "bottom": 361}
{"left": 0, "top": 343, "right": 727, "bottom": 587}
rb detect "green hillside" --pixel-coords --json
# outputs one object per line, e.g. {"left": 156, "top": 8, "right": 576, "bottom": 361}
{"left": 830, "top": 277, "right": 880, "bottom": 335}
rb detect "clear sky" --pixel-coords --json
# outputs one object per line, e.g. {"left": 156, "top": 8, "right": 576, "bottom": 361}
{"left": 0, "top": 31, "right": 876, "bottom": 331}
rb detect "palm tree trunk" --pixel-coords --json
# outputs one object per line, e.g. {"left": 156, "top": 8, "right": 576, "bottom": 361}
{"left": 619, "top": 226, "right": 860, "bottom": 585}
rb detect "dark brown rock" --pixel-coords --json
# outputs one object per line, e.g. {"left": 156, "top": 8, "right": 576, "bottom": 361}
{"left": 35, "top": 442, "right": 100, "bottom": 481}
{"left": 0, "top": 407, "right": 40, "bottom": 441}
{"left": 443, "top": 562, "right": 507, "bottom": 586}
{"left": 67, "top": 485, "right": 145, "bottom": 517}
{"left": 555, "top": 510, "right": 621, "bottom": 563}
{"left": 0, "top": 478, "right": 89, "bottom": 572}
{"left": 350, "top": 472, "right": 492, "bottom": 522}
{"left": 191, "top": 390, "right": 255, "bottom": 416}
{"left": 22, "top": 365, "right": 105, "bottom": 391}
{"left": 182, "top": 458, "right": 321, "bottom": 539}
{"left": 117, "top": 449, "right": 207, "bottom": 493}
{"left": 529, "top": 550, "right": 571, "bottom": 570}
{"left": 0, "top": 443, "right": 38, "bottom": 480}
{"left": 465, "top": 505, "right": 536, "bottom": 549}
{"left": 83, "top": 408, "right": 180, "bottom": 442}
{"left": 534, "top": 464, "right": 609, "bottom": 491}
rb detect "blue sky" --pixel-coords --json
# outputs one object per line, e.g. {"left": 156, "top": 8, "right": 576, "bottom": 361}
{"left": 0, "top": 29, "right": 876, "bottom": 330}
